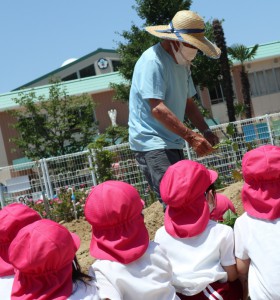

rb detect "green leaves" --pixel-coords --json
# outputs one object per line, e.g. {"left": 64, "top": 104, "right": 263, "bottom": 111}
{"left": 8, "top": 80, "right": 98, "bottom": 160}
{"left": 222, "top": 209, "right": 238, "bottom": 228}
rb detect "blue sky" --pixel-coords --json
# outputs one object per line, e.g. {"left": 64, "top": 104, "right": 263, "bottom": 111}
{"left": 0, "top": 0, "right": 279, "bottom": 94}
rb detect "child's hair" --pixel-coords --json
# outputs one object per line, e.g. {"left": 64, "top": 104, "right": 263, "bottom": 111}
{"left": 72, "top": 256, "right": 93, "bottom": 287}
{"left": 206, "top": 183, "right": 216, "bottom": 197}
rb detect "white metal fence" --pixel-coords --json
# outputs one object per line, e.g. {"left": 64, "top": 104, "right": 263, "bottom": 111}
{"left": 1, "top": 112, "right": 280, "bottom": 208}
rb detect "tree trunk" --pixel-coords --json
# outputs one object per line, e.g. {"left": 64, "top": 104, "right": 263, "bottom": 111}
{"left": 240, "top": 66, "right": 253, "bottom": 118}
{"left": 212, "top": 20, "right": 236, "bottom": 122}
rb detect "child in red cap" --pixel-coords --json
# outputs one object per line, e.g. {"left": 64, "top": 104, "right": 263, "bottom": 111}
{"left": 85, "top": 180, "right": 180, "bottom": 300}
{"left": 154, "top": 160, "right": 242, "bottom": 300}
{"left": 8, "top": 219, "right": 99, "bottom": 300}
{"left": 210, "top": 193, "right": 236, "bottom": 222}
{"left": 234, "top": 145, "right": 280, "bottom": 299}
{"left": 0, "top": 203, "right": 41, "bottom": 300}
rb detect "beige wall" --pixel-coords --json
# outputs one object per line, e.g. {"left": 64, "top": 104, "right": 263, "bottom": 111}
{"left": 0, "top": 126, "right": 8, "bottom": 167}
{"left": 0, "top": 112, "right": 24, "bottom": 166}
{"left": 93, "top": 90, "right": 128, "bottom": 133}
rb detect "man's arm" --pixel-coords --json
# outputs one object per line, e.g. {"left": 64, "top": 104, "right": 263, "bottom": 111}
{"left": 149, "top": 98, "right": 214, "bottom": 156}
{"left": 185, "top": 98, "right": 219, "bottom": 146}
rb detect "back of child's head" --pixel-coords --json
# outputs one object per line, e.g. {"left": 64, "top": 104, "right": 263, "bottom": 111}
{"left": 242, "top": 144, "right": 280, "bottom": 220}
{"left": 0, "top": 203, "right": 41, "bottom": 277}
{"left": 84, "top": 180, "right": 149, "bottom": 264}
{"left": 160, "top": 160, "right": 218, "bottom": 238}
{"left": 8, "top": 219, "right": 80, "bottom": 300}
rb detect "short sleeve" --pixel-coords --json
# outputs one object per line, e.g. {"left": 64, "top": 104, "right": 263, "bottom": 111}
{"left": 234, "top": 217, "right": 249, "bottom": 260}
{"left": 220, "top": 226, "right": 236, "bottom": 267}
{"left": 88, "top": 266, "right": 121, "bottom": 300}
{"left": 139, "top": 59, "right": 167, "bottom": 100}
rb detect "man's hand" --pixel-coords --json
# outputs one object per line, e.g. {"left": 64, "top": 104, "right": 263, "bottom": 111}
{"left": 186, "top": 132, "right": 215, "bottom": 157}
{"left": 203, "top": 130, "right": 219, "bottom": 146}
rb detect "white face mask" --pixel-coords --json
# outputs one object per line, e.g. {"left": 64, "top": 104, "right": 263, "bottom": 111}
{"left": 170, "top": 41, "right": 198, "bottom": 66}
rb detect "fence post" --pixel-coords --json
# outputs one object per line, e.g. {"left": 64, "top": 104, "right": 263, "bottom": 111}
{"left": 265, "top": 114, "right": 274, "bottom": 145}
{"left": 0, "top": 185, "right": 5, "bottom": 209}
{"left": 184, "top": 141, "right": 192, "bottom": 160}
{"left": 88, "top": 153, "right": 97, "bottom": 186}
{"left": 41, "top": 158, "right": 53, "bottom": 200}
{"left": 42, "top": 190, "right": 50, "bottom": 218}
{"left": 43, "top": 159, "right": 54, "bottom": 199}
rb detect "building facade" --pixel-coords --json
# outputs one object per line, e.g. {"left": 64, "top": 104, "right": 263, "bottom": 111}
{"left": 0, "top": 42, "right": 279, "bottom": 167}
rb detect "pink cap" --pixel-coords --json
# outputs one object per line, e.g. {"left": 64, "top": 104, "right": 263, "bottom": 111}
{"left": 210, "top": 193, "right": 236, "bottom": 221}
{"left": 0, "top": 203, "right": 41, "bottom": 276}
{"left": 85, "top": 180, "right": 149, "bottom": 264}
{"left": 242, "top": 145, "right": 280, "bottom": 220}
{"left": 160, "top": 160, "right": 218, "bottom": 238}
{"left": 9, "top": 219, "right": 80, "bottom": 300}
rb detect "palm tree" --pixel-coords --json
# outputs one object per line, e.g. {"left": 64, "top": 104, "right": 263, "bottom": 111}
{"left": 212, "top": 19, "right": 236, "bottom": 122}
{"left": 228, "top": 44, "right": 259, "bottom": 119}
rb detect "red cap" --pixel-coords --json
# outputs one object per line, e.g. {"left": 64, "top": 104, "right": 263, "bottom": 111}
{"left": 9, "top": 219, "right": 80, "bottom": 300}
{"left": 210, "top": 193, "right": 236, "bottom": 221}
{"left": 160, "top": 160, "right": 218, "bottom": 238}
{"left": 242, "top": 145, "right": 280, "bottom": 220}
{"left": 0, "top": 203, "right": 41, "bottom": 276}
{"left": 85, "top": 180, "right": 149, "bottom": 264}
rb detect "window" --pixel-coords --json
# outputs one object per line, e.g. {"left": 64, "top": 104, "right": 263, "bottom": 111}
{"left": 112, "top": 60, "right": 121, "bottom": 72}
{"left": 248, "top": 67, "right": 280, "bottom": 97}
{"left": 79, "top": 64, "right": 96, "bottom": 78}
{"left": 209, "top": 84, "right": 224, "bottom": 105}
{"left": 62, "top": 73, "right": 78, "bottom": 81}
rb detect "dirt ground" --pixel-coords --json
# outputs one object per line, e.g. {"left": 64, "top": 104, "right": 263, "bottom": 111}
{"left": 63, "top": 181, "right": 244, "bottom": 273}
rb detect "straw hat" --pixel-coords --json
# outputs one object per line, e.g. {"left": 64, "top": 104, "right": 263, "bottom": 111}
{"left": 145, "top": 10, "right": 221, "bottom": 59}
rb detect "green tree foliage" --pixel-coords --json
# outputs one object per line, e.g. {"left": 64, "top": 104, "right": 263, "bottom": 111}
{"left": 87, "top": 125, "right": 128, "bottom": 183}
{"left": 228, "top": 44, "right": 259, "bottom": 119}
{"left": 8, "top": 81, "right": 98, "bottom": 159}
{"left": 212, "top": 19, "right": 236, "bottom": 122}
{"left": 191, "top": 21, "right": 221, "bottom": 90}
{"left": 134, "top": 0, "right": 192, "bottom": 25}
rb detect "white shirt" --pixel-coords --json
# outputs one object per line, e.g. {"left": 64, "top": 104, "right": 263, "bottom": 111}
{"left": 68, "top": 280, "right": 100, "bottom": 300}
{"left": 89, "top": 241, "right": 179, "bottom": 300}
{"left": 0, "top": 275, "right": 14, "bottom": 300}
{"left": 234, "top": 213, "right": 280, "bottom": 300}
{"left": 154, "top": 220, "right": 235, "bottom": 296}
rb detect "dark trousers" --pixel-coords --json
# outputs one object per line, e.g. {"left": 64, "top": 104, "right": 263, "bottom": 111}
{"left": 134, "top": 149, "right": 184, "bottom": 205}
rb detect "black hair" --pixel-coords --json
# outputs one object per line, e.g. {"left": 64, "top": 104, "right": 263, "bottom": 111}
{"left": 206, "top": 183, "right": 216, "bottom": 197}
{"left": 72, "top": 256, "right": 93, "bottom": 288}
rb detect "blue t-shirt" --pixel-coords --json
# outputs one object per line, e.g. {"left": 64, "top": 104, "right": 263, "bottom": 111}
{"left": 128, "top": 43, "right": 196, "bottom": 151}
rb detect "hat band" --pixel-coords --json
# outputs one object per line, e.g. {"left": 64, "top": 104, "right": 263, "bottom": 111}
{"left": 155, "top": 21, "right": 205, "bottom": 41}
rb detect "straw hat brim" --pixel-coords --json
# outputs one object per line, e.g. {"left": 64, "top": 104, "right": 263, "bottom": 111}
{"left": 146, "top": 25, "right": 221, "bottom": 59}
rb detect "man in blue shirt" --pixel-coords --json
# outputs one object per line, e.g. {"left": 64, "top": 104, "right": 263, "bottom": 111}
{"left": 129, "top": 10, "right": 220, "bottom": 205}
